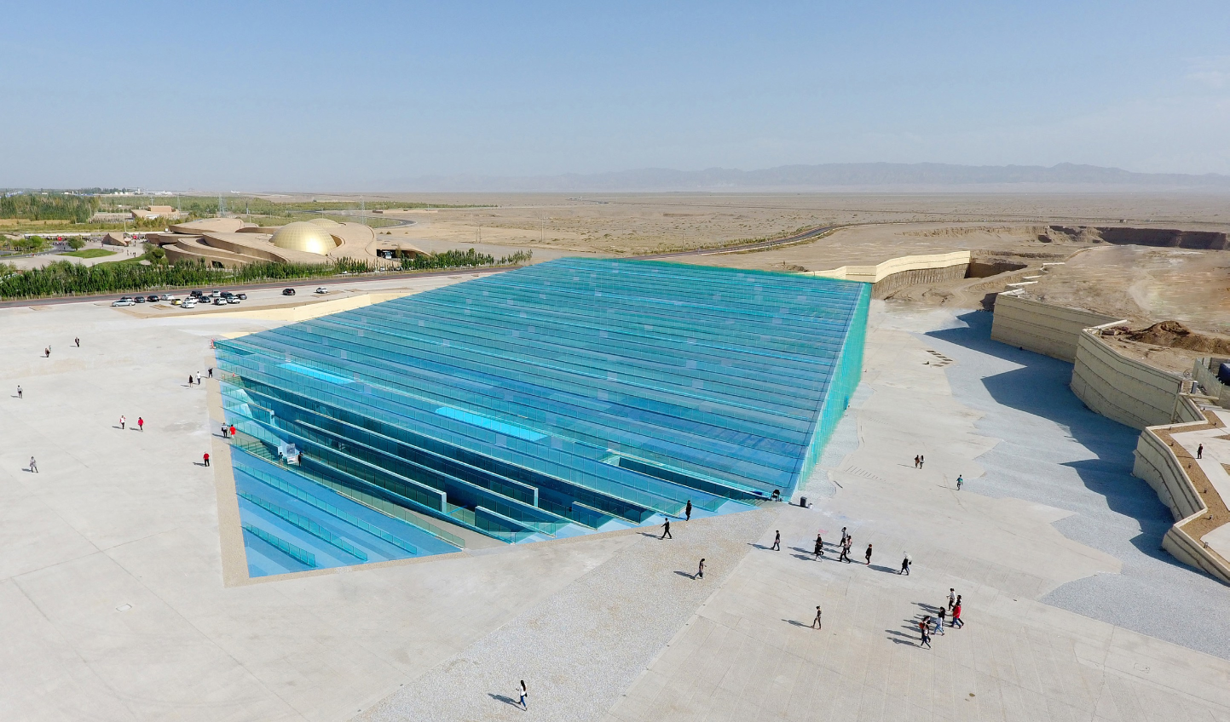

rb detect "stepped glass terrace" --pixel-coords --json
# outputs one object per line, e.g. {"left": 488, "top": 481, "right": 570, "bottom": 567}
{"left": 216, "top": 258, "right": 870, "bottom": 576}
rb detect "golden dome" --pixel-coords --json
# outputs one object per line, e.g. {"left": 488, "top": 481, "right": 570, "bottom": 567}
{"left": 271, "top": 222, "right": 338, "bottom": 255}
{"left": 308, "top": 218, "right": 341, "bottom": 227}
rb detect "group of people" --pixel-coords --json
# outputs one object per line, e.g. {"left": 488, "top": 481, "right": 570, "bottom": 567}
{"left": 119, "top": 415, "right": 145, "bottom": 431}
{"left": 916, "top": 589, "right": 965, "bottom": 648}
{"left": 658, "top": 502, "right": 707, "bottom": 579}
{"left": 187, "top": 368, "right": 213, "bottom": 386}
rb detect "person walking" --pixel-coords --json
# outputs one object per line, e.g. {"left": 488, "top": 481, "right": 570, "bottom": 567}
{"left": 899, "top": 554, "right": 910, "bottom": 575}
{"left": 771, "top": 530, "right": 780, "bottom": 551}
{"left": 840, "top": 527, "right": 848, "bottom": 546}
{"left": 919, "top": 455, "right": 924, "bottom": 469}
{"left": 956, "top": 474, "right": 963, "bottom": 490}
{"left": 1198, "top": 444, "right": 1204, "bottom": 459}
{"left": 865, "top": 543, "right": 873, "bottom": 566}
{"left": 660, "top": 519, "right": 672, "bottom": 540}
{"left": 934, "top": 607, "right": 946, "bottom": 635}
{"left": 29, "top": 456, "right": 38, "bottom": 473}
{"left": 839, "top": 539, "right": 851, "bottom": 563}
{"left": 188, "top": 373, "right": 194, "bottom": 385}
{"left": 195, "top": 372, "right": 201, "bottom": 385}
{"left": 812, "top": 606, "right": 822, "bottom": 630}
{"left": 696, "top": 558, "right": 705, "bottom": 579}
{"left": 208, "top": 368, "right": 214, "bottom": 378}
{"left": 44, "top": 347, "right": 50, "bottom": 358}
{"left": 221, "top": 424, "right": 229, "bottom": 439}
{"left": 952, "top": 601, "right": 964, "bottom": 629}
{"left": 16, "top": 385, "right": 22, "bottom": 399}
{"left": 74, "top": 337, "right": 80, "bottom": 348}
{"left": 813, "top": 534, "right": 824, "bottom": 559}
{"left": 685, "top": 499, "right": 692, "bottom": 521}
{"left": 517, "top": 680, "right": 528, "bottom": 710}
{"left": 203, "top": 452, "right": 210, "bottom": 467}
{"left": 120, "top": 415, "right": 126, "bottom": 430}
{"left": 229, "top": 424, "right": 236, "bottom": 438}
{"left": 913, "top": 455, "right": 920, "bottom": 469}
{"left": 948, "top": 588, "right": 956, "bottom": 611}
{"left": 919, "top": 618, "right": 932, "bottom": 648}
{"left": 137, "top": 417, "right": 144, "bottom": 432}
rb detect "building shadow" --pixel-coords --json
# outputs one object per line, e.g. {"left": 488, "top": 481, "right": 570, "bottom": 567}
{"left": 925, "top": 310, "right": 1175, "bottom": 557}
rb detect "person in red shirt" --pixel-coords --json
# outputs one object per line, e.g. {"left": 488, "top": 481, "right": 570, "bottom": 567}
{"left": 138, "top": 417, "right": 144, "bottom": 431}
{"left": 951, "top": 602, "right": 964, "bottom": 628}
{"left": 230, "top": 424, "right": 236, "bottom": 438}
{"left": 203, "top": 452, "right": 210, "bottom": 467}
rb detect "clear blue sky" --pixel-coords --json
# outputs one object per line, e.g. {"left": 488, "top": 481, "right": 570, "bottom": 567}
{"left": 2, "top": 0, "right": 1228, "bottom": 190}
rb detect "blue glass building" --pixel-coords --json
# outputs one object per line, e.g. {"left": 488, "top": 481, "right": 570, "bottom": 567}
{"left": 217, "top": 258, "right": 870, "bottom": 576}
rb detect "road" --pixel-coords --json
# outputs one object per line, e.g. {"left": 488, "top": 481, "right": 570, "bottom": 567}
{"left": 0, "top": 223, "right": 839, "bottom": 308}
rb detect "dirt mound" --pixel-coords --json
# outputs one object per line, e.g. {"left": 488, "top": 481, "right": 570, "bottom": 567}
{"left": 1124, "top": 321, "right": 1230, "bottom": 354}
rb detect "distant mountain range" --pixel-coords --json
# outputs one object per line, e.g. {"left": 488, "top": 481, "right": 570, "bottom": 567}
{"left": 387, "top": 163, "right": 1230, "bottom": 192}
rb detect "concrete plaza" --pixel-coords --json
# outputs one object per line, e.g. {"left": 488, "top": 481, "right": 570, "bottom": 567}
{"left": 1, "top": 280, "right": 1228, "bottom": 721}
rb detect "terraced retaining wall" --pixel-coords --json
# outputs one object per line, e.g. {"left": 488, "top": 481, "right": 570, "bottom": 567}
{"left": 1132, "top": 407, "right": 1230, "bottom": 585}
{"left": 1070, "top": 329, "right": 1192, "bottom": 430}
{"left": 991, "top": 294, "right": 1120, "bottom": 362}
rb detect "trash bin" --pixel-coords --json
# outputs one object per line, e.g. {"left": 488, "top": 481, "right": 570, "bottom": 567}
{"left": 799, "top": 496, "right": 807, "bottom": 508}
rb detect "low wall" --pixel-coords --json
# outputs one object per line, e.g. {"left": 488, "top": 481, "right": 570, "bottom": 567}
{"left": 806, "top": 251, "right": 971, "bottom": 286}
{"left": 869, "top": 263, "right": 968, "bottom": 299}
{"left": 990, "top": 294, "right": 1120, "bottom": 362}
{"left": 1132, "top": 406, "right": 1230, "bottom": 585}
{"left": 1070, "top": 329, "right": 1185, "bottom": 430}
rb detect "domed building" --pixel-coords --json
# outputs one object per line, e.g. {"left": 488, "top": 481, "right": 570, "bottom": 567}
{"left": 271, "top": 222, "right": 339, "bottom": 255}
{"left": 155, "top": 217, "right": 427, "bottom": 268}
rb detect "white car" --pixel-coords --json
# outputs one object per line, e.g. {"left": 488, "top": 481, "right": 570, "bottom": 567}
{"left": 182, "top": 299, "right": 197, "bottom": 309}
{"left": 111, "top": 297, "right": 135, "bottom": 307}
{"left": 314, "top": 287, "right": 329, "bottom": 294}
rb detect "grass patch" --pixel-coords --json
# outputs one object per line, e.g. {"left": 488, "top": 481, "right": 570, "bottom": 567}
{"left": 59, "top": 248, "right": 116, "bottom": 259}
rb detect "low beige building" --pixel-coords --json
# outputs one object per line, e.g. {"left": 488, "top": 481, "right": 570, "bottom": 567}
{"left": 131, "top": 205, "right": 187, "bottom": 221}
{"left": 158, "top": 217, "right": 427, "bottom": 268}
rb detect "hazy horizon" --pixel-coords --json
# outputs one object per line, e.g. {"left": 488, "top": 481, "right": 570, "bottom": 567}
{"left": 2, "top": 1, "right": 1228, "bottom": 190}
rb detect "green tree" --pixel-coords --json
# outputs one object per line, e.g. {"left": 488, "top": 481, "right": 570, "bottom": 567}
{"left": 67, "top": 237, "right": 86, "bottom": 250}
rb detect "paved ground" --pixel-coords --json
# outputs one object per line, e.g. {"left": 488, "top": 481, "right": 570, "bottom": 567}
{"left": 920, "top": 309, "right": 1230, "bottom": 659}
{"left": 2, "top": 285, "right": 1229, "bottom": 721}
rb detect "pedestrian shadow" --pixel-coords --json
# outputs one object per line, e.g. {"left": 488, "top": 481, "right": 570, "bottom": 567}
{"left": 784, "top": 619, "right": 812, "bottom": 628}
{"left": 748, "top": 543, "right": 771, "bottom": 550}
{"left": 885, "top": 628, "right": 916, "bottom": 641}
{"left": 113, "top": 425, "right": 124, "bottom": 429}
{"left": 641, "top": 532, "right": 667, "bottom": 539}
{"left": 869, "top": 564, "right": 897, "bottom": 574}
{"left": 194, "top": 462, "right": 209, "bottom": 467}
{"left": 791, "top": 554, "right": 816, "bottom": 562}
{"left": 488, "top": 693, "right": 521, "bottom": 709}
{"left": 674, "top": 571, "right": 696, "bottom": 579}
{"left": 790, "top": 547, "right": 812, "bottom": 554}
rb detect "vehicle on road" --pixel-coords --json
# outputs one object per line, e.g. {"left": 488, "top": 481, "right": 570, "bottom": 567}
{"left": 182, "top": 299, "right": 196, "bottom": 308}
{"left": 236, "top": 292, "right": 247, "bottom": 300}
{"left": 210, "top": 290, "right": 222, "bottom": 298}
{"left": 213, "top": 297, "right": 228, "bottom": 306}
{"left": 146, "top": 295, "right": 160, "bottom": 303}
{"left": 314, "top": 287, "right": 328, "bottom": 294}
{"left": 189, "top": 290, "right": 203, "bottom": 298}
{"left": 226, "top": 296, "right": 241, "bottom": 304}
{"left": 133, "top": 296, "right": 146, "bottom": 303}
{"left": 282, "top": 288, "right": 296, "bottom": 296}
{"left": 171, "top": 298, "right": 183, "bottom": 306}
{"left": 111, "top": 297, "right": 135, "bottom": 307}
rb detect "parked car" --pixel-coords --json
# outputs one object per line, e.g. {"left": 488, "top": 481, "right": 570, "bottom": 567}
{"left": 210, "top": 290, "right": 222, "bottom": 298}
{"left": 226, "top": 296, "right": 241, "bottom": 304}
{"left": 235, "top": 292, "right": 247, "bottom": 300}
{"left": 189, "top": 290, "right": 203, "bottom": 298}
{"left": 282, "top": 288, "right": 296, "bottom": 296}
{"left": 146, "top": 295, "right": 160, "bottom": 303}
{"left": 161, "top": 294, "right": 176, "bottom": 302}
{"left": 171, "top": 298, "right": 183, "bottom": 306}
{"left": 133, "top": 296, "right": 146, "bottom": 303}
{"left": 112, "top": 297, "right": 135, "bottom": 307}
{"left": 182, "top": 299, "right": 196, "bottom": 309}
{"left": 213, "top": 297, "right": 228, "bottom": 306}
{"left": 314, "top": 287, "right": 328, "bottom": 294}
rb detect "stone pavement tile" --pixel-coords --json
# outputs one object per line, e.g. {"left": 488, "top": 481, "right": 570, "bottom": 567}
{"left": 0, "top": 579, "right": 139, "bottom": 722}
{"left": 762, "top": 652, "right": 804, "bottom": 719}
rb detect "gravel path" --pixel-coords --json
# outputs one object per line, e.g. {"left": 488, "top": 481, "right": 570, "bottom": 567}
{"left": 924, "top": 309, "right": 1230, "bottom": 660}
{"left": 360, "top": 509, "right": 775, "bottom": 722}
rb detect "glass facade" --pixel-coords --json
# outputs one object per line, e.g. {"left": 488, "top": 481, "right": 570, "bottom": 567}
{"left": 218, "top": 258, "right": 870, "bottom": 575}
